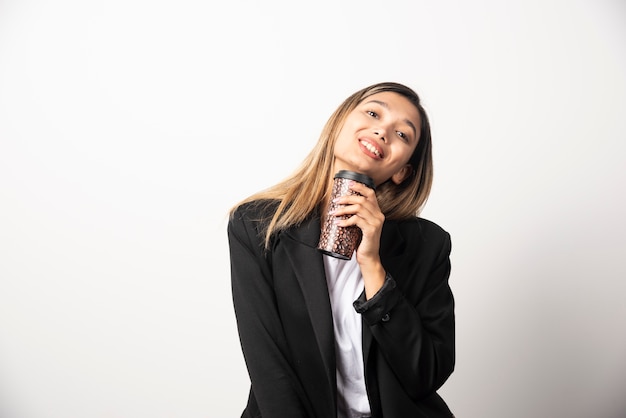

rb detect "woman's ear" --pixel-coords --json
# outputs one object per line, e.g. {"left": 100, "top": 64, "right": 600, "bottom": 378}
{"left": 391, "top": 164, "right": 413, "bottom": 185}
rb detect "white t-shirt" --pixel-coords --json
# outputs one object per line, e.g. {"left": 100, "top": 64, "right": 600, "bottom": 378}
{"left": 323, "top": 254, "right": 372, "bottom": 418}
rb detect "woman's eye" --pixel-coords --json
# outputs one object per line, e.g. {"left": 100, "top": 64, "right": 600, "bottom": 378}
{"left": 397, "top": 131, "right": 408, "bottom": 141}
{"left": 366, "top": 110, "right": 378, "bottom": 118}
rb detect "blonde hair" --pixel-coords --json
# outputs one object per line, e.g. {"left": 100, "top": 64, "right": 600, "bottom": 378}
{"left": 231, "top": 82, "right": 434, "bottom": 249}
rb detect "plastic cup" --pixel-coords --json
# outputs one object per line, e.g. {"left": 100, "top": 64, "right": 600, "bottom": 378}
{"left": 317, "top": 170, "right": 375, "bottom": 259}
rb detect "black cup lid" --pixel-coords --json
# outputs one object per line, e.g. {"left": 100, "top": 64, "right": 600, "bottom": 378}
{"left": 334, "top": 170, "right": 375, "bottom": 189}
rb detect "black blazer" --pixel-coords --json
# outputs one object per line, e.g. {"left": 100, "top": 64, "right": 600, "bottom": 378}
{"left": 228, "top": 200, "right": 455, "bottom": 418}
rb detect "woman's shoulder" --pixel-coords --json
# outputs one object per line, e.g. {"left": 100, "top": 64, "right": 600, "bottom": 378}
{"left": 229, "top": 199, "right": 280, "bottom": 232}
{"left": 397, "top": 215, "right": 448, "bottom": 234}
{"left": 393, "top": 216, "right": 451, "bottom": 246}
{"left": 418, "top": 216, "right": 449, "bottom": 236}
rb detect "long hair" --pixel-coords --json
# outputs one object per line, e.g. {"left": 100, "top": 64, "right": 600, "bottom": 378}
{"left": 231, "top": 82, "right": 434, "bottom": 249}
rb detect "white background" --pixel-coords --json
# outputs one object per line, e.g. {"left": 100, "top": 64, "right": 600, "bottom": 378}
{"left": 1, "top": 1, "right": 625, "bottom": 417}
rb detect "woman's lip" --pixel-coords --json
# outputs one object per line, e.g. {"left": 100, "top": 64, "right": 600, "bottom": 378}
{"left": 359, "top": 138, "right": 384, "bottom": 159}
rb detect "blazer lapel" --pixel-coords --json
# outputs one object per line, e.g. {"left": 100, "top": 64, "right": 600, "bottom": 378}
{"left": 282, "top": 216, "right": 337, "bottom": 394}
{"left": 282, "top": 217, "right": 407, "bottom": 404}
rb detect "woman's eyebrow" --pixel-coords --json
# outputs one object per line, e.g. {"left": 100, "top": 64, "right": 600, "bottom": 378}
{"left": 364, "top": 99, "right": 389, "bottom": 109}
{"left": 364, "top": 99, "right": 417, "bottom": 139}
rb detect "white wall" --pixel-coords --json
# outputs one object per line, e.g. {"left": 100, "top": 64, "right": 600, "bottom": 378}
{"left": 1, "top": 1, "right": 624, "bottom": 417}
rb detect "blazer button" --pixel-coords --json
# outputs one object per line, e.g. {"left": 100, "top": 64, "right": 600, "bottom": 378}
{"left": 381, "top": 313, "right": 390, "bottom": 322}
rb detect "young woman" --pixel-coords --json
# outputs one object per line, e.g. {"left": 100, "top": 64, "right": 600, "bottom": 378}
{"left": 228, "top": 82, "right": 455, "bottom": 418}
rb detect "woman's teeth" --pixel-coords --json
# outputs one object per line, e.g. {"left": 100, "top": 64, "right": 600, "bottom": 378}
{"left": 363, "top": 141, "right": 381, "bottom": 157}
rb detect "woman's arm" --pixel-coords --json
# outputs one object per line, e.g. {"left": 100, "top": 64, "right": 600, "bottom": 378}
{"left": 334, "top": 182, "right": 454, "bottom": 399}
{"left": 354, "top": 230, "right": 454, "bottom": 399}
{"left": 228, "top": 206, "right": 312, "bottom": 417}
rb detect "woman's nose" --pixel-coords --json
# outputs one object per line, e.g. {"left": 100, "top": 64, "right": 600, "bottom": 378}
{"left": 374, "top": 125, "right": 387, "bottom": 142}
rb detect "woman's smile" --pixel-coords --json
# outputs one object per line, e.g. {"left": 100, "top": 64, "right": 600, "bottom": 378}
{"left": 358, "top": 138, "right": 384, "bottom": 159}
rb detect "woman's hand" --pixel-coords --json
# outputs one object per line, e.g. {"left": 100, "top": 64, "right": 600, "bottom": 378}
{"left": 332, "top": 181, "right": 387, "bottom": 299}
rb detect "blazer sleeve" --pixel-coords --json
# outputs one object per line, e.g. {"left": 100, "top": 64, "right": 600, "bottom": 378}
{"left": 353, "top": 228, "right": 454, "bottom": 400}
{"left": 228, "top": 206, "right": 312, "bottom": 417}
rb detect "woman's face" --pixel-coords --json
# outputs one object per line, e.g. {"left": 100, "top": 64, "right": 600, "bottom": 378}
{"left": 333, "top": 91, "right": 421, "bottom": 186}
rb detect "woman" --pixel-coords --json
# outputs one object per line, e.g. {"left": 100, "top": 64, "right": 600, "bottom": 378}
{"left": 228, "top": 82, "right": 455, "bottom": 417}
